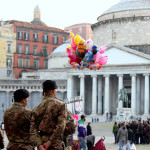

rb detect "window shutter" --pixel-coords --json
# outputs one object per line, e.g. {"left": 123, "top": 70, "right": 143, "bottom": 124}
{"left": 24, "top": 32, "right": 26, "bottom": 40}
{"left": 21, "top": 32, "right": 23, "bottom": 39}
{"left": 43, "top": 48, "right": 47, "bottom": 56}
{"left": 33, "top": 33, "right": 35, "bottom": 39}
{"left": 43, "top": 35, "right": 45, "bottom": 43}
{"left": 28, "top": 33, "right": 30, "bottom": 40}
{"left": 47, "top": 35, "right": 48, "bottom": 43}
{"left": 10, "top": 58, "right": 12, "bottom": 67}
{"left": 57, "top": 36, "right": 58, "bottom": 44}
{"left": 53, "top": 36, "right": 55, "bottom": 44}
{"left": 17, "top": 32, "right": 20, "bottom": 39}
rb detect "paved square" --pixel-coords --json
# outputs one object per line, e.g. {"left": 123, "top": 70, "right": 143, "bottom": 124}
{"left": 2, "top": 122, "right": 150, "bottom": 150}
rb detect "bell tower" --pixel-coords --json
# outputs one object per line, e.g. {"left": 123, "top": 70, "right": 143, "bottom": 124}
{"left": 34, "top": 5, "right": 41, "bottom": 20}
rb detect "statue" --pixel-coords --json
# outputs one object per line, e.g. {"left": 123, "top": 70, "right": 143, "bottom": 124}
{"left": 116, "top": 87, "right": 128, "bottom": 108}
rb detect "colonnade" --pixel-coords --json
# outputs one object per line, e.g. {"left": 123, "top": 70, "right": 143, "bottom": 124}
{"left": 67, "top": 73, "right": 150, "bottom": 116}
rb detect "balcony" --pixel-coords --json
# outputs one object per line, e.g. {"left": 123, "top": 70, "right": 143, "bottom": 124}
{"left": 14, "top": 52, "right": 48, "bottom": 57}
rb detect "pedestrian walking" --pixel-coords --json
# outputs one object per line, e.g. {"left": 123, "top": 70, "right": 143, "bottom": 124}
{"left": 78, "top": 115, "right": 87, "bottom": 150}
{"left": 117, "top": 122, "right": 128, "bottom": 150}
{"left": 87, "top": 122, "right": 92, "bottom": 136}
{"left": 30, "top": 80, "right": 67, "bottom": 150}
{"left": 4, "top": 89, "right": 33, "bottom": 150}
{"left": 113, "top": 121, "right": 118, "bottom": 143}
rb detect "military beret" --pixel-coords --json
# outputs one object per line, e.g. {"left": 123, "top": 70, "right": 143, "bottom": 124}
{"left": 42, "top": 80, "right": 58, "bottom": 90}
{"left": 14, "top": 89, "right": 29, "bottom": 102}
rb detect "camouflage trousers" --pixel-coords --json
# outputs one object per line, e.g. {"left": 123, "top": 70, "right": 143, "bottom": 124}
{"left": 7, "top": 142, "right": 34, "bottom": 150}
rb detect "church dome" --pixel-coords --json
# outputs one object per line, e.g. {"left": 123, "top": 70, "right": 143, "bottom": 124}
{"left": 103, "top": 0, "right": 150, "bottom": 15}
{"left": 92, "top": 0, "right": 150, "bottom": 50}
{"left": 51, "top": 39, "right": 71, "bottom": 56}
{"left": 48, "top": 40, "right": 71, "bottom": 69}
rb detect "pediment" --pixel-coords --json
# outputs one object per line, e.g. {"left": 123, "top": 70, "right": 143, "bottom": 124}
{"left": 104, "top": 44, "right": 150, "bottom": 65}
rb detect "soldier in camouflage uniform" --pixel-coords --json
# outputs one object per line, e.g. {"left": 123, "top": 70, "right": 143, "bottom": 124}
{"left": 4, "top": 89, "right": 33, "bottom": 150}
{"left": 30, "top": 80, "right": 67, "bottom": 150}
{"left": 63, "top": 110, "right": 76, "bottom": 149}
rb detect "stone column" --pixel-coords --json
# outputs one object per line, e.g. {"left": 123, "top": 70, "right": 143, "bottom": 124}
{"left": 91, "top": 74, "right": 97, "bottom": 115}
{"left": 144, "top": 74, "right": 149, "bottom": 115}
{"left": 79, "top": 74, "right": 85, "bottom": 114}
{"left": 117, "top": 74, "right": 123, "bottom": 108}
{"left": 104, "top": 74, "right": 110, "bottom": 115}
{"left": 131, "top": 74, "right": 136, "bottom": 115}
{"left": 136, "top": 76, "right": 141, "bottom": 114}
{"left": 67, "top": 75, "right": 73, "bottom": 100}
{"left": 29, "top": 91, "right": 32, "bottom": 109}
{"left": 98, "top": 76, "right": 103, "bottom": 115}
{"left": 6, "top": 91, "right": 9, "bottom": 108}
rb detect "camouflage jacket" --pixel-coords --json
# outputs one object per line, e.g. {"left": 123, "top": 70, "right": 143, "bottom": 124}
{"left": 30, "top": 94, "right": 67, "bottom": 147}
{"left": 4, "top": 102, "right": 32, "bottom": 144}
{"left": 64, "top": 110, "right": 76, "bottom": 137}
{"left": 63, "top": 110, "right": 76, "bottom": 147}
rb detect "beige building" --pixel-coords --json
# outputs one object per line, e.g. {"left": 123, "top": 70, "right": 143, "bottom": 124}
{"left": 0, "top": 24, "right": 16, "bottom": 78}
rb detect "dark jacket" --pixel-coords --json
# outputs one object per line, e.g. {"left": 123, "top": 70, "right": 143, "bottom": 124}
{"left": 137, "top": 124, "right": 143, "bottom": 135}
{"left": 128, "top": 129, "right": 134, "bottom": 141}
{"left": 87, "top": 125, "right": 92, "bottom": 136}
{"left": 130, "top": 122, "right": 138, "bottom": 134}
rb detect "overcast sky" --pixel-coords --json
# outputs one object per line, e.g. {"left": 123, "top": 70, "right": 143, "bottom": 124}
{"left": 0, "top": 0, "right": 119, "bottom": 29}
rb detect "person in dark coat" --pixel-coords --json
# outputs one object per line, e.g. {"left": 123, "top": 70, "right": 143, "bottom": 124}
{"left": 86, "top": 123, "right": 95, "bottom": 150}
{"left": 87, "top": 122, "right": 92, "bottom": 136}
{"left": 136, "top": 120, "right": 143, "bottom": 144}
{"left": 145, "top": 121, "right": 150, "bottom": 144}
{"left": 126, "top": 124, "right": 133, "bottom": 150}
{"left": 130, "top": 121, "right": 138, "bottom": 143}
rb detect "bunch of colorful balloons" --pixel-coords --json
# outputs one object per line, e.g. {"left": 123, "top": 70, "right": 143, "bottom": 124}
{"left": 66, "top": 32, "right": 108, "bottom": 70}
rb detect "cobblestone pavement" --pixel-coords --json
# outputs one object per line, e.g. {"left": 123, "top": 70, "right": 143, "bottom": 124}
{"left": 3, "top": 122, "right": 150, "bottom": 150}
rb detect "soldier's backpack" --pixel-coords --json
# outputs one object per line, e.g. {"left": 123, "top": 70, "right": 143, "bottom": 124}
{"left": 92, "top": 136, "right": 106, "bottom": 150}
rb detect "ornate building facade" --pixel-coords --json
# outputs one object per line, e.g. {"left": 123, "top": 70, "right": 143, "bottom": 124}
{"left": 1, "top": 0, "right": 150, "bottom": 121}
{"left": 22, "top": 0, "right": 150, "bottom": 119}
{"left": 0, "top": 6, "right": 69, "bottom": 78}
{"left": 0, "top": 24, "right": 16, "bottom": 78}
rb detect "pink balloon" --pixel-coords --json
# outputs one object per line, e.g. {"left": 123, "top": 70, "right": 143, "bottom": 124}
{"left": 71, "top": 38, "right": 77, "bottom": 50}
{"left": 67, "top": 47, "right": 76, "bottom": 62}
{"left": 93, "top": 52, "right": 102, "bottom": 63}
{"left": 98, "top": 56, "right": 108, "bottom": 65}
{"left": 99, "top": 46, "right": 107, "bottom": 54}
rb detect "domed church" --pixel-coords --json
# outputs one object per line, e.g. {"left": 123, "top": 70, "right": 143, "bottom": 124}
{"left": 22, "top": 0, "right": 150, "bottom": 119}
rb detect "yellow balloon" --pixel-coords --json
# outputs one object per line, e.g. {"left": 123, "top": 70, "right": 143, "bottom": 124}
{"left": 74, "top": 34, "right": 82, "bottom": 45}
{"left": 66, "top": 46, "right": 72, "bottom": 52}
{"left": 70, "top": 32, "right": 74, "bottom": 39}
